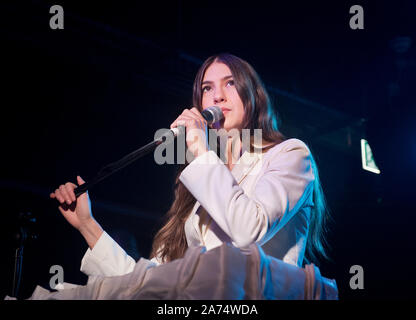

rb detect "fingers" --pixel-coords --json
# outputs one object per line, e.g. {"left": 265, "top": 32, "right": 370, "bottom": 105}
{"left": 60, "top": 185, "right": 72, "bottom": 205}
{"left": 188, "top": 108, "right": 207, "bottom": 129}
{"left": 66, "top": 182, "right": 77, "bottom": 202}
{"left": 170, "top": 116, "right": 192, "bottom": 130}
{"left": 77, "top": 175, "right": 85, "bottom": 185}
{"left": 189, "top": 107, "right": 206, "bottom": 120}
{"left": 171, "top": 118, "right": 206, "bottom": 132}
{"left": 58, "top": 205, "right": 65, "bottom": 215}
{"left": 58, "top": 201, "right": 76, "bottom": 214}
{"left": 50, "top": 181, "right": 77, "bottom": 205}
{"left": 51, "top": 187, "right": 65, "bottom": 204}
{"left": 170, "top": 108, "right": 207, "bottom": 130}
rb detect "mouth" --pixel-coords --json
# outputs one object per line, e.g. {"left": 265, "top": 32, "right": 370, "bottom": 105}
{"left": 220, "top": 107, "right": 231, "bottom": 115}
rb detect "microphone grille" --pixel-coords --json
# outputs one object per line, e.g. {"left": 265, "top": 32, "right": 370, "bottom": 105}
{"left": 205, "top": 106, "right": 224, "bottom": 123}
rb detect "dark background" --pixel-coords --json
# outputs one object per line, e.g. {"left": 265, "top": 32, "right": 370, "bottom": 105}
{"left": 1, "top": 0, "right": 415, "bottom": 300}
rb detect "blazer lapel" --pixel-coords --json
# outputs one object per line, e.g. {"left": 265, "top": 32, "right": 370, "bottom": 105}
{"left": 192, "top": 145, "right": 268, "bottom": 244}
{"left": 231, "top": 150, "right": 262, "bottom": 184}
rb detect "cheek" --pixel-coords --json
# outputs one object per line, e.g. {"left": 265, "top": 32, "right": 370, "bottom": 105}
{"left": 235, "top": 107, "right": 246, "bottom": 124}
{"left": 201, "top": 94, "right": 210, "bottom": 108}
{"left": 230, "top": 93, "right": 245, "bottom": 120}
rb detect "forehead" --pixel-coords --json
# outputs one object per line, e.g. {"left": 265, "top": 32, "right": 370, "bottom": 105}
{"left": 202, "top": 62, "right": 232, "bottom": 81}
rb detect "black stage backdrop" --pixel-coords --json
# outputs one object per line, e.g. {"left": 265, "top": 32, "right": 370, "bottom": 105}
{"left": 1, "top": 0, "right": 415, "bottom": 300}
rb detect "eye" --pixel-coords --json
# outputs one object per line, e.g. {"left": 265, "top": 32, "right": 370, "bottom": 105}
{"left": 202, "top": 85, "right": 211, "bottom": 93}
{"left": 226, "top": 79, "right": 235, "bottom": 87}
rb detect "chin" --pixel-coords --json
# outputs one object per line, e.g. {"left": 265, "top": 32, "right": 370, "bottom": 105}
{"left": 223, "top": 120, "right": 240, "bottom": 132}
{"left": 211, "top": 118, "right": 240, "bottom": 132}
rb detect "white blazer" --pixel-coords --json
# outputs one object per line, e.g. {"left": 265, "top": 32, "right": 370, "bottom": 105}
{"left": 80, "top": 138, "right": 315, "bottom": 277}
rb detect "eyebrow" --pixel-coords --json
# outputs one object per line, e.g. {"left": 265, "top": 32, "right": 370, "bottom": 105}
{"left": 202, "top": 75, "right": 233, "bottom": 86}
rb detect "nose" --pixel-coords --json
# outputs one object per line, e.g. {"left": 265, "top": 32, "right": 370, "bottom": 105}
{"left": 213, "top": 87, "right": 226, "bottom": 104}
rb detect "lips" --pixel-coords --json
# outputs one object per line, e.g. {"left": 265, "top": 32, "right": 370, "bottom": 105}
{"left": 220, "top": 107, "right": 231, "bottom": 114}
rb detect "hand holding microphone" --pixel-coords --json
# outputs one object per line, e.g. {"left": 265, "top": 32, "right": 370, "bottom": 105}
{"left": 170, "top": 106, "right": 224, "bottom": 158}
{"left": 51, "top": 106, "right": 223, "bottom": 226}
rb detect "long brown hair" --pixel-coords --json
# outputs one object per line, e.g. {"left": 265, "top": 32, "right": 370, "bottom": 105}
{"left": 150, "top": 53, "right": 330, "bottom": 264}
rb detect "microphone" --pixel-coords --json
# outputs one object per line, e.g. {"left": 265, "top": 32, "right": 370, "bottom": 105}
{"left": 73, "top": 106, "right": 224, "bottom": 197}
{"left": 202, "top": 105, "right": 224, "bottom": 123}
{"left": 171, "top": 106, "right": 224, "bottom": 136}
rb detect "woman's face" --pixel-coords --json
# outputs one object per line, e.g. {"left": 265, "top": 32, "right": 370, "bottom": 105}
{"left": 201, "top": 62, "right": 245, "bottom": 131}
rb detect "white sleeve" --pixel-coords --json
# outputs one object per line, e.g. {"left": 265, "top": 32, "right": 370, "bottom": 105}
{"left": 80, "top": 231, "right": 137, "bottom": 277}
{"left": 179, "top": 139, "right": 315, "bottom": 248}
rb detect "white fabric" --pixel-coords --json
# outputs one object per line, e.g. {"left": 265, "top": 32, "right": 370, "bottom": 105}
{"left": 80, "top": 231, "right": 159, "bottom": 277}
{"left": 80, "top": 138, "right": 315, "bottom": 278}
{"left": 11, "top": 137, "right": 337, "bottom": 300}
{"left": 25, "top": 243, "right": 338, "bottom": 300}
{"left": 180, "top": 138, "right": 315, "bottom": 267}
{"left": 81, "top": 231, "right": 138, "bottom": 276}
